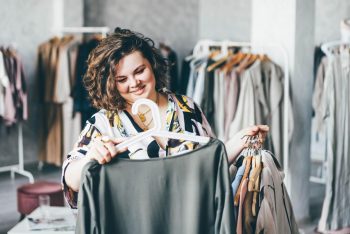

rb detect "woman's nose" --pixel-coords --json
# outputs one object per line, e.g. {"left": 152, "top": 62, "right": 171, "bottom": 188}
{"left": 130, "top": 76, "right": 141, "bottom": 87}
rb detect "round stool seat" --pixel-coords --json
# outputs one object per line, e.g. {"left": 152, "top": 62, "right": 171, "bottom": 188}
{"left": 17, "top": 181, "right": 64, "bottom": 215}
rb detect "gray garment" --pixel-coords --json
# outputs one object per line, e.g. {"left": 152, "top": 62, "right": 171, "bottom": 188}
{"left": 186, "top": 57, "right": 207, "bottom": 98}
{"left": 261, "top": 60, "right": 294, "bottom": 164}
{"left": 312, "top": 56, "right": 328, "bottom": 133}
{"left": 228, "top": 63, "right": 257, "bottom": 138}
{"left": 76, "top": 139, "right": 235, "bottom": 234}
{"left": 318, "top": 52, "right": 350, "bottom": 232}
{"left": 224, "top": 69, "right": 239, "bottom": 143}
{"left": 214, "top": 70, "right": 226, "bottom": 141}
{"left": 255, "top": 150, "right": 299, "bottom": 234}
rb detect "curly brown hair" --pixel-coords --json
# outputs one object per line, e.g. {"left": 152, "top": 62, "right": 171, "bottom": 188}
{"left": 83, "top": 28, "right": 169, "bottom": 111}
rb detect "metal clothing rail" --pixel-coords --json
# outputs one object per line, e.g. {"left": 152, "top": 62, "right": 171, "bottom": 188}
{"left": 321, "top": 40, "right": 350, "bottom": 57}
{"left": 37, "top": 26, "right": 111, "bottom": 171}
{"left": 192, "top": 39, "right": 291, "bottom": 192}
{"left": 0, "top": 123, "right": 34, "bottom": 183}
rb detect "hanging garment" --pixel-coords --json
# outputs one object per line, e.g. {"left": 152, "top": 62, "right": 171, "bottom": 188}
{"left": 76, "top": 139, "right": 235, "bottom": 234}
{"left": 228, "top": 62, "right": 257, "bottom": 138}
{"left": 160, "top": 44, "right": 178, "bottom": 92}
{"left": 178, "top": 56, "right": 191, "bottom": 95}
{"left": 223, "top": 68, "right": 239, "bottom": 142}
{"left": 312, "top": 56, "right": 328, "bottom": 133}
{"left": 213, "top": 70, "right": 226, "bottom": 141}
{"left": 255, "top": 150, "right": 299, "bottom": 234}
{"left": 61, "top": 89, "right": 214, "bottom": 208}
{"left": 71, "top": 39, "right": 99, "bottom": 128}
{"left": 37, "top": 37, "right": 81, "bottom": 166}
{"left": 0, "top": 47, "right": 28, "bottom": 126}
{"left": 186, "top": 57, "right": 207, "bottom": 99}
{"left": 318, "top": 52, "right": 350, "bottom": 232}
{"left": 0, "top": 51, "right": 10, "bottom": 118}
{"left": 261, "top": 60, "right": 294, "bottom": 164}
{"left": 201, "top": 59, "right": 216, "bottom": 134}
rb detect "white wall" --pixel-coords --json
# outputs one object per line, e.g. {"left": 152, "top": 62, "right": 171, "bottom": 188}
{"left": 198, "top": 0, "right": 251, "bottom": 41}
{"left": 315, "top": 0, "right": 350, "bottom": 44}
{"left": 0, "top": 0, "right": 83, "bottom": 166}
{"left": 84, "top": 0, "right": 199, "bottom": 64}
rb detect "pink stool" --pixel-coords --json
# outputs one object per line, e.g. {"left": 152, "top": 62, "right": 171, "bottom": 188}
{"left": 17, "top": 181, "right": 64, "bottom": 218}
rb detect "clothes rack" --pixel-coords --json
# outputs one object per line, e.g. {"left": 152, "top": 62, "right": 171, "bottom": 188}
{"left": 0, "top": 123, "right": 34, "bottom": 183}
{"left": 57, "top": 26, "right": 110, "bottom": 37}
{"left": 310, "top": 40, "right": 350, "bottom": 185}
{"left": 192, "top": 39, "right": 291, "bottom": 191}
{"left": 38, "top": 26, "right": 111, "bottom": 170}
{"left": 0, "top": 44, "right": 34, "bottom": 183}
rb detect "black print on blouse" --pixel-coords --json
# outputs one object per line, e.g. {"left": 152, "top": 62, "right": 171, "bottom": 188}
{"left": 78, "top": 149, "right": 87, "bottom": 155}
{"left": 87, "top": 116, "right": 96, "bottom": 125}
{"left": 147, "top": 140, "right": 160, "bottom": 158}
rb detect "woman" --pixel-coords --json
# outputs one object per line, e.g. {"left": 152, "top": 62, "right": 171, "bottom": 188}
{"left": 62, "top": 28, "right": 269, "bottom": 208}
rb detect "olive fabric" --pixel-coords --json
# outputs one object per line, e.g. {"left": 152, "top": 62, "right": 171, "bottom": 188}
{"left": 76, "top": 139, "right": 235, "bottom": 234}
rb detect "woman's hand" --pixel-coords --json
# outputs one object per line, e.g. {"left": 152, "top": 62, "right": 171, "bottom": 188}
{"left": 225, "top": 125, "right": 269, "bottom": 164}
{"left": 86, "top": 136, "right": 128, "bottom": 164}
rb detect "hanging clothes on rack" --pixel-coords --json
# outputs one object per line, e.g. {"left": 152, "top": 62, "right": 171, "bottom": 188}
{"left": 159, "top": 42, "right": 179, "bottom": 93}
{"left": 309, "top": 47, "right": 328, "bottom": 184}
{"left": 0, "top": 46, "right": 28, "bottom": 127}
{"left": 316, "top": 43, "right": 350, "bottom": 233}
{"left": 230, "top": 136, "right": 299, "bottom": 234}
{"left": 71, "top": 37, "right": 99, "bottom": 129}
{"left": 0, "top": 45, "right": 33, "bottom": 182}
{"left": 36, "top": 35, "right": 82, "bottom": 166}
{"left": 182, "top": 42, "right": 293, "bottom": 164}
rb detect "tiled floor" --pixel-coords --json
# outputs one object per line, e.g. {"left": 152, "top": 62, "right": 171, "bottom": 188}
{"left": 0, "top": 163, "right": 324, "bottom": 234}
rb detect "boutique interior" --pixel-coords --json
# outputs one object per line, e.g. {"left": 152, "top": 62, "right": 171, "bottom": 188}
{"left": 1, "top": 0, "right": 350, "bottom": 233}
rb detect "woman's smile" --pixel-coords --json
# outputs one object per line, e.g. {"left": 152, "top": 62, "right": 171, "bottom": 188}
{"left": 132, "top": 85, "right": 146, "bottom": 95}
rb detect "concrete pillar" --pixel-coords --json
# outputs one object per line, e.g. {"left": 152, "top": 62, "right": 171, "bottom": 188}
{"left": 251, "top": 0, "right": 315, "bottom": 221}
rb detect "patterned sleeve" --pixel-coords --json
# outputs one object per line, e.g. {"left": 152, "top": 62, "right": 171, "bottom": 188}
{"left": 193, "top": 101, "right": 216, "bottom": 138}
{"left": 61, "top": 117, "right": 103, "bottom": 208}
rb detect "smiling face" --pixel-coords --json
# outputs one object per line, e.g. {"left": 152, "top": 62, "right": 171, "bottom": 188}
{"left": 115, "top": 50, "right": 157, "bottom": 106}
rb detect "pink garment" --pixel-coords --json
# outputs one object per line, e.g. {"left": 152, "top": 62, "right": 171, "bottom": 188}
{"left": 224, "top": 68, "right": 239, "bottom": 142}
{"left": 15, "top": 56, "right": 28, "bottom": 121}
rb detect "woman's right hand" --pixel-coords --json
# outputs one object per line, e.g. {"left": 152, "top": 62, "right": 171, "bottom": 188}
{"left": 86, "top": 136, "right": 128, "bottom": 164}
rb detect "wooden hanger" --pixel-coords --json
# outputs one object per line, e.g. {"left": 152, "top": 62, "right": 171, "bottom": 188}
{"left": 220, "top": 51, "right": 246, "bottom": 74}
{"left": 208, "top": 49, "right": 221, "bottom": 59}
{"left": 240, "top": 53, "right": 258, "bottom": 70}
{"left": 207, "top": 50, "right": 234, "bottom": 72}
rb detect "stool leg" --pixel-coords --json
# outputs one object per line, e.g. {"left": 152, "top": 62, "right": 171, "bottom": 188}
{"left": 11, "top": 170, "right": 15, "bottom": 180}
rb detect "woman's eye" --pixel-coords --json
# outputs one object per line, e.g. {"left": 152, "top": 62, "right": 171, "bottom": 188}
{"left": 117, "top": 78, "right": 127, "bottom": 83}
{"left": 135, "top": 68, "right": 145, "bottom": 74}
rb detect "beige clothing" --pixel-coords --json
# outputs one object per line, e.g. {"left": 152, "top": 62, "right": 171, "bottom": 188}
{"left": 255, "top": 150, "right": 299, "bottom": 234}
{"left": 312, "top": 56, "right": 328, "bottom": 133}
{"left": 38, "top": 37, "right": 81, "bottom": 166}
{"left": 318, "top": 52, "right": 350, "bottom": 232}
{"left": 228, "top": 62, "right": 257, "bottom": 138}
{"left": 223, "top": 68, "right": 239, "bottom": 142}
{"left": 261, "top": 60, "right": 294, "bottom": 164}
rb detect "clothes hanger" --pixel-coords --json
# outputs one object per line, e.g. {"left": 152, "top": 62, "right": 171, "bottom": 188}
{"left": 115, "top": 98, "right": 210, "bottom": 151}
{"left": 240, "top": 53, "right": 258, "bottom": 70}
{"left": 206, "top": 49, "right": 234, "bottom": 72}
{"left": 220, "top": 51, "right": 246, "bottom": 74}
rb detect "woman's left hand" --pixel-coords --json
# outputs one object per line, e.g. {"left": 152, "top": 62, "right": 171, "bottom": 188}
{"left": 225, "top": 125, "right": 269, "bottom": 164}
